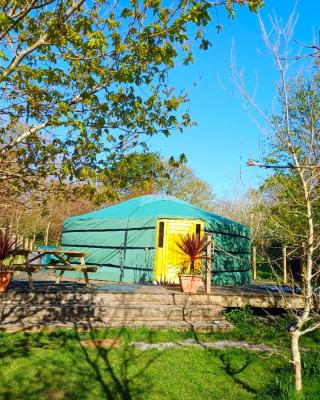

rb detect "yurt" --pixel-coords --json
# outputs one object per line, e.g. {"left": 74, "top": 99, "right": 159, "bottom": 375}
{"left": 61, "top": 195, "right": 251, "bottom": 285}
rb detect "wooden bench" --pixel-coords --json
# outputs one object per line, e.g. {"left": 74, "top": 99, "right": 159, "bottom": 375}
{"left": 32, "top": 250, "right": 97, "bottom": 287}
{"left": 13, "top": 249, "right": 98, "bottom": 289}
{"left": 11, "top": 264, "right": 41, "bottom": 290}
{"left": 45, "top": 265, "right": 97, "bottom": 286}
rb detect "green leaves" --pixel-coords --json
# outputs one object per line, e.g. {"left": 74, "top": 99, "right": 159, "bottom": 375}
{"left": 0, "top": 0, "right": 263, "bottom": 199}
{"left": 188, "top": 2, "right": 211, "bottom": 26}
{"left": 255, "top": 64, "right": 320, "bottom": 249}
{"left": 0, "top": 50, "right": 8, "bottom": 61}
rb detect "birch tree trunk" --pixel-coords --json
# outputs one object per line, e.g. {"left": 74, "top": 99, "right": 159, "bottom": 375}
{"left": 291, "top": 331, "right": 302, "bottom": 392}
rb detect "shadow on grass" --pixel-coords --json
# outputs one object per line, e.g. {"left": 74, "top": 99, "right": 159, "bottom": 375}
{"left": 3, "top": 281, "right": 317, "bottom": 399}
{"left": 216, "top": 351, "right": 258, "bottom": 395}
{"left": 0, "top": 283, "right": 162, "bottom": 400}
{"left": 74, "top": 324, "right": 161, "bottom": 400}
{"left": 0, "top": 329, "right": 161, "bottom": 399}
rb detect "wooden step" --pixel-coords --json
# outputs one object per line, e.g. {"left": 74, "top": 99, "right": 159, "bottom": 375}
{"left": 0, "top": 287, "right": 233, "bottom": 333}
{"left": 0, "top": 304, "right": 225, "bottom": 323}
{"left": 0, "top": 291, "right": 224, "bottom": 306}
{"left": 0, "top": 319, "right": 233, "bottom": 333}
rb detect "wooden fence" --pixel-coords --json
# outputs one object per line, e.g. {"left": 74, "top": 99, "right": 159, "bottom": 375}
{"left": 0, "top": 227, "right": 35, "bottom": 251}
{"left": 251, "top": 245, "right": 307, "bottom": 289}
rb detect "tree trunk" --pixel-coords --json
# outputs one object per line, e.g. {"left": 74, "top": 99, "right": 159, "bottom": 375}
{"left": 44, "top": 220, "right": 51, "bottom": 246}
{"left": 291, "top": 331, "right": 302, "bottom": 392}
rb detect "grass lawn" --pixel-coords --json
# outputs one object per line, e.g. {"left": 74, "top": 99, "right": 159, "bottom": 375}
{"left": 0, "top": 312, "right": 319, "bottom": 400}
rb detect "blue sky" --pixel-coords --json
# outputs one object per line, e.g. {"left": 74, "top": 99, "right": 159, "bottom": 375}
{"left": 149, "top": 0, "right": 319, "bottom": 198}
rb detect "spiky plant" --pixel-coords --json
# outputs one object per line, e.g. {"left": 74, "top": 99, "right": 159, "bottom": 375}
{"left": 176, "top": 233, "right": 209, "bottom": 275}
{"left": 0, "top": 231, "right": 21, "bottom": 270}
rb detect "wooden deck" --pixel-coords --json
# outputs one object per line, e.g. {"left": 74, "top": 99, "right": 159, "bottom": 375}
{"left": 0, "top": 276, "right": 304, "bottom": 332}
{"left": 6, "top": 273, "right": 304, "bottom": 309}
{"left": 203, "top": 285, "right": 304, "bottom": 309}
{"left": 125, "top": 283, "right": 304, "bottom": 309}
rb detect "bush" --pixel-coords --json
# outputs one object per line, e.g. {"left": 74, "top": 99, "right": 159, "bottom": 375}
{"left": 223, "top": 306, "right": 256, "bottom": 326}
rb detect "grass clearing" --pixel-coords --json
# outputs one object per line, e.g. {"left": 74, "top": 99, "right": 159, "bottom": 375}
{"left": 0, "top": 331, "right": 281, "bottom": 400}
{"left": 0, "top": 312, "right": 319, "bottom": 399}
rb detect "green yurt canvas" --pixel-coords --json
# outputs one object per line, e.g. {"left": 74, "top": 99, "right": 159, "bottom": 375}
{"left": 61, "top": 195, "right": 251, "bottom": 285}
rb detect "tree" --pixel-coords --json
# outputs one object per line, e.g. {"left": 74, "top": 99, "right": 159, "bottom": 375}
{"left": 161, "top": 161, "right": 215, "bottom": 210}
{"left": 253, "top": 172, "right": 319, "bottom": 250}
{"left": 233, "top": 13, "right": 320, "bottom": 393}
{"left": 101, "top": 153, "right": 216, "bottom": 210}
{"left": 0, "top": 0, "right": 263, "bottom": 196}
{"left": 0, "top": 182, "right": 96, "bottom": 242}
{"left": 103, "top": 152, "right": 165, "bottom": 201}
{"left": 213, "top": 189, "right": 266, "bottom": 245}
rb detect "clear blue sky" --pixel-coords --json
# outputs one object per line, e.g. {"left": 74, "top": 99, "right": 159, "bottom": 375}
{"left": 149, "top": 0, "right": 319, "bottom": 198}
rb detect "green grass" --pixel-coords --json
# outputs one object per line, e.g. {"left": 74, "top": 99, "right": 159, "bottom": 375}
{"left": 0, "top": 314, "right": 319, "bottom": 400}
{"left": 256, "top": 262, "right": 280, "bottom": 282}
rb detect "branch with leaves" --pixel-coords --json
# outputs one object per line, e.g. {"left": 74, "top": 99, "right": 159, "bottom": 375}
{"left": 0, "top": 0, "right": 263, "bottom": 198}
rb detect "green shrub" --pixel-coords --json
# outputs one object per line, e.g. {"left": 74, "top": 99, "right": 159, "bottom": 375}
{"left": 223, "top": 306, "right": 257, "bottom": 326}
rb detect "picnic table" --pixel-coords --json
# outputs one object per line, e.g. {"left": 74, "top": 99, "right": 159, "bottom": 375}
{"left": 12, "top": 249, "right": 97, "bottom": 289}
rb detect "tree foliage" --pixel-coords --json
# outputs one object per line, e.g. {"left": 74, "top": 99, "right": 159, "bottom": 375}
{"left": 160, "top": 161, "right": 215, "bottom": 210}
{"left": 0, "top": 0, "right": 263, "bottom": 194}
{"left": 254, "top": 173, "right": 316, "bottom": 251}
{"left": 253, "top": 66, "right": 320, "bottom": 251}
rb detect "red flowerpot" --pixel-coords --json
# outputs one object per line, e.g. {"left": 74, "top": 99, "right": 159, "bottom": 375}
{"left": 179, "top": 274, "right": 203, "bottom": 294}
{"left": 0, "top": 271, "right": 13, "bottom": 292}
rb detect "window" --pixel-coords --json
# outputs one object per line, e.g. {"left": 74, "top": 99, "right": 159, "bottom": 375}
{"left": 158, "top": 221, "right": 165, "bottom": 248}
{"left": 196, "top": 224, "right": 201, "bottom": 241}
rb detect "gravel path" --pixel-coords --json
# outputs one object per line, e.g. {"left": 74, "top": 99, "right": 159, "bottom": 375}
{"left": 131, "top": 339, "right": 278, "bottom": 352}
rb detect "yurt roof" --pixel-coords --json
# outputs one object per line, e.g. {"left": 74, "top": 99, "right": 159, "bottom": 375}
{"left": 67, "top": 194, "right": 249, "bottom": 236}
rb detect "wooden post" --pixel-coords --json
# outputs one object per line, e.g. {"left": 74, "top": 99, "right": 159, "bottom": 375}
{"left": 252, "top": 246, "right": 257, "bottom": 280}
{"left": 206, "top": 234, "right": 213, "bottom": 295}
{"left": 282, "top": 246, "right": 287, "bottom": 284}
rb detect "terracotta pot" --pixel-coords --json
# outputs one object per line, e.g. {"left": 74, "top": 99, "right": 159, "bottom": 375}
{"left": 179, "top": 274, "right": 203, "bottom": 294}
{"left": 0, "top": 271, "right": 13, "bottom": 292}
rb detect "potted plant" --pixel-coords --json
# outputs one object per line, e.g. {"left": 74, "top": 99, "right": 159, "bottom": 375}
{"left": 0, "top": 231, "right": 21, "bottom": 292}
{"left": 176, "top": 233, "right": 209, "bottom": 294}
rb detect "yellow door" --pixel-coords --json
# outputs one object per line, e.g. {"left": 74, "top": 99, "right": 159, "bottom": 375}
{"left": 154, "top": 219, "right": 204, "bottom": 283}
